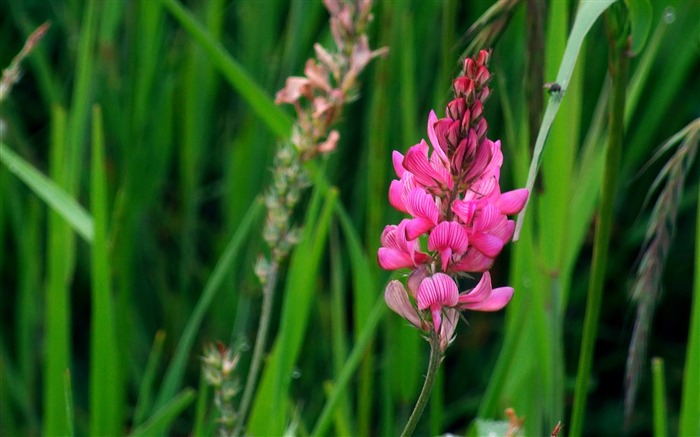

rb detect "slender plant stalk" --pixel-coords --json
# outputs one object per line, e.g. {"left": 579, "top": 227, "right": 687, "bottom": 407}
{"left": 569, "top": 9, "right": 629, "bottom": 437}
{"left": 651, "top": 358, "right": 668, "bottom": 437}
{"left": 401, "top": 331, "right": 442, "bottom": 437}
{"left": 234, "top": 261, "right": 278, "bottom": 436}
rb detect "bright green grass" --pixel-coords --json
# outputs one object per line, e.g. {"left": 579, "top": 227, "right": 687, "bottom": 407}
{"left": 1, "top": 0, "right": 698, "bottom": 435}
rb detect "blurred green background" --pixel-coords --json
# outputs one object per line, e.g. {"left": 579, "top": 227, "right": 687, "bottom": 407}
{"left": 1, "top": 0, "right": 698, "bottom": 435}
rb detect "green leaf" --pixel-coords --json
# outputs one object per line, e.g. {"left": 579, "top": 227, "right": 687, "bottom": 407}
{"left": 0, "top": 142, "right": 93, "bottom": 242}
{"left": 625, "top": 0, "right": 652, "bottom": 55}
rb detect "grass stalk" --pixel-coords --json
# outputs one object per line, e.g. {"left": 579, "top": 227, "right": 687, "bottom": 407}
{"left": 651, "top": 358, "right": 668, "bottom": 437}
{"left": 569, "top": 9, "right": 630, "bottom": 436}
{"left": 234, "top": 260, "right": 278, "bottom": 436}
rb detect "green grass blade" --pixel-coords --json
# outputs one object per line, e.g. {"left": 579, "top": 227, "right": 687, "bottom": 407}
{"left": 129, "top": 389, "right": 196, "bottom": 437}
{"left": 514, "top": 0, "right": 617, "bottom": 239}
{"left": 624, "top": 0, "right": 652, "bottom": 56}
{"left": 65, "top": 0, "right": 99, "bottom": 193}
{"left": 160, "top": 0, "right": 292, "bottom": 139}
{"left": 328, "top": 229, "right": 353, "bottom": 435}
{"left": 89, "top": 105, "right": 121, "bottom": 436}
{"left": 133, "top": 330, "right": 167, "bottom": 427}
{"left": 310, "top": 300, "right": 386, "bottom": 437}
{"left": 192, "top": 367, "right": 212, "bottom": 437}
{"left": 679, "top": 187, "right": 700, "bottom": 436}
{"left": 42, "top": 105, "right": 74, "bottom": 437}
{"left": 153, "top": 199, "right": 264, "bottom": 411}
{"left": 0, "top": 142, "right": 93, "bottom": 242}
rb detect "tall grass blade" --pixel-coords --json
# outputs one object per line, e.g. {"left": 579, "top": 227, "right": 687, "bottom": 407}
{"left": 42, "top": 105, "right": 74, "bottom": 436}
{"left": 89, "top": 106, "right": 121, "bottom": 436}
{"left": 679, "top": 186, "right": 700, "bottom": 436}
{"left": 160, "top": 0, "right": 292, "bottom": 139}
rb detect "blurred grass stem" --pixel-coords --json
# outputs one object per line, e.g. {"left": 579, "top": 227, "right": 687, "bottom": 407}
{"left": 234, "top": 261, "right": 278, "bottom": 436}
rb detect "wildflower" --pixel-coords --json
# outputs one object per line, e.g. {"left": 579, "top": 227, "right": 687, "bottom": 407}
{"left": 379, "top": 50, "right": 528, "bottom": 344}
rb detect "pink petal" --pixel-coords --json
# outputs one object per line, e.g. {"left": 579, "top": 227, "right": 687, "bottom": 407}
{"left": 427, "top": 110, "right": 449, "bottom": 164}
{"left": 392, "top": 151, "right": 405, "bottom": 178}
{"left": 453, "top": 248, "right": 494, "bottom": 272}
{"left": 416, "top": 273, "right": 459, "bottom": 310}
{"left": 404, "top": 141, "right": 447, "bottom": 188}
{"left": 385, "top": 280, "right": 426, "bottom": 330}
{"left": 377, "top": 247, "right": 414, "bottom": 270}
{"left": 451, "top": 199, "right": 477, "bottom": 225}
{"left": 498, "top": 188, "right": 529, "bottom": 215}
{"left": 388, "top": 180, "right": 408, "bottom": 213}
{"left": 428, "top": 221, "right": 469, "bottom": 270}
{"left": 457, "top": 271, "right": 492, "bottom": 304}
{"left": 469, "top": 232, "right": 504, "bottom": 258}
{"left": 404, "top": 188, "right": 439, "bottom": 239}
{"left": 461, "top": 286, "right": 513, "bottom": 311}
{"left": 407, "top": 265, "right": 429, "bottom": 299}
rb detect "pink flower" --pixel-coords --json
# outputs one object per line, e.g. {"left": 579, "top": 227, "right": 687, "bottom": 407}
{"left": 377, "top": 220, "right": 428, "bottom": 270}
{"left": 427, "top": 221, "right": 468, "bottom": 271}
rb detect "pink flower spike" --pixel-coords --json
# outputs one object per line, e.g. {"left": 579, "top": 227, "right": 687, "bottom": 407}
{"left": 498, "top": 188, "right": 529, "bottom": 215}
{"left": 405, "top": 188, "right": 439, "bottom": 240}
{"left": 384, "top": 280, "right": 426, "bottom": 330}
{"left": 417, "top": 273, "right": 459, "bottom": 332}
{"left": 427, "top": 221, "right": 468, "bottom": 271}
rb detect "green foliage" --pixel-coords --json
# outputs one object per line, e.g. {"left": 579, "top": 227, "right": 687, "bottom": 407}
{"left": 1, "top": 0, "right": 697, "bottom": 436}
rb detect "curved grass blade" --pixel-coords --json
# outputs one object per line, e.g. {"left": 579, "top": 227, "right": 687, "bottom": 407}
{"left": 514, "top": 0, "right": 618, "bottom": 240}
{"left": 0, "top": 142, "right": 93, "bottom": 242}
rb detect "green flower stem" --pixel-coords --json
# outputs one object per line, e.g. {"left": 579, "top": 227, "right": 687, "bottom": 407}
{"left": 234, "top": 261, "right": 278, "bottom": 436}
{"left": 401, "top": 331, "right": 442, "bottom": 437}
{"left": 569, "top": 9, "right": 629, "bottom": 437}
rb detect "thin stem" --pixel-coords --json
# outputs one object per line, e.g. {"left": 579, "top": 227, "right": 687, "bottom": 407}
{"left": 234, "top": 261, "right": 279, "bottom": 436}
{"left": 569, "top": 9, "right": 629, "bottom": 437}
{"left": 401, "top": 331, "right": 442, "bottom": 437}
